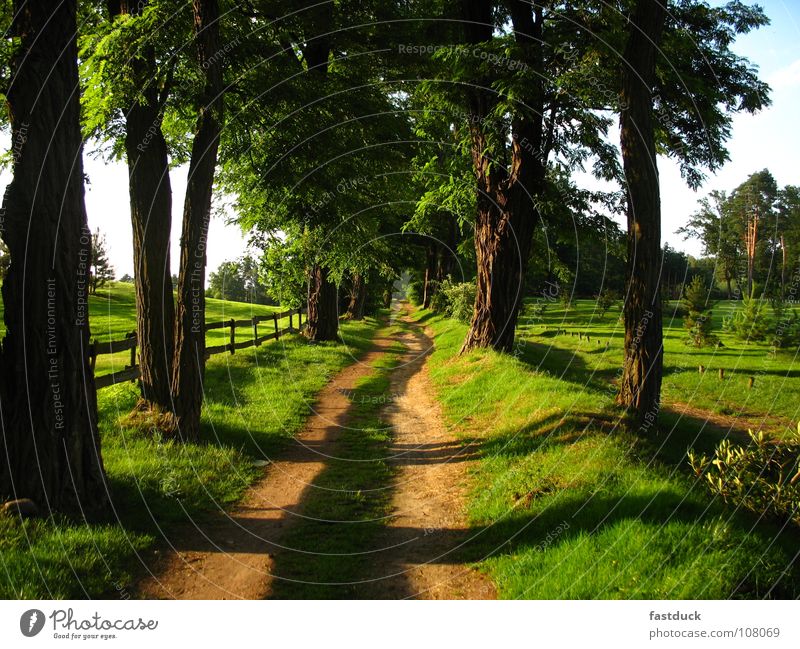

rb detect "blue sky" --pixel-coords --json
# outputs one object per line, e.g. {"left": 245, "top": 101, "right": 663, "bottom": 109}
{"left": 658, "top": 0, "right": 800, "bottom": 256}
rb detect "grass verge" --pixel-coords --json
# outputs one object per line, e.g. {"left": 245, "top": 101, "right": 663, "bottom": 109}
{"left": 412, "top": 306, "right": 800, "bottom": 599}
{"left": 0, "top": 317, "right": 381, "bottom": 598}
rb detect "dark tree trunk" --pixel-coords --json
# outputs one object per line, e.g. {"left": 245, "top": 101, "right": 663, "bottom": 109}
{"left": 0, "top": 0, "right": 108, "bottom": 514}
{"left": 170, "top": 0, "right": 225, "bottom": 441}
{"left": 422, "top": 244, "right": 437, "bottom": 308}
{"left": 460, "top": 0, "right": 545, "bottom": 354}
{"left": 110, "top": 0, "right": 175, "bottom": 411}
{"left": 345, "top": 272, "right": 367, "bottom": 320}
{"left": 616, "top": 0, "right": 667, "bottom": 428}
{"left": 306, "top": 264, "right": 339, "bottom": 341}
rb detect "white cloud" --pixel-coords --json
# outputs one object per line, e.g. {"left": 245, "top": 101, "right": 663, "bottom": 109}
{"left": 768, "top": 58, "right": 800, "bottom": 89}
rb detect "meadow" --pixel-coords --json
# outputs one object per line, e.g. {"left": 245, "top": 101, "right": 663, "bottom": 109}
{"left": 2, "top": 288, "right": 798, "bottom": 599}
{"left": 412, "top": 298, "right": 800, "bottom": 598}
{"left": 0, "top": 283, "right": 381, "bottom": 598}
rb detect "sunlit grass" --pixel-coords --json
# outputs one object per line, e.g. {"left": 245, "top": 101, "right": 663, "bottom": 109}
{"left": 0, "top": 285, "right": 381, "bottom": 598}
{"left": 412, "top": 303, "right": 799, "bottom": 599}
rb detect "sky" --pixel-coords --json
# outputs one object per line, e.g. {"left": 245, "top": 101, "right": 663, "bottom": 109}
{"left": 1, "top": 0, "right": 799, "bottom": 275}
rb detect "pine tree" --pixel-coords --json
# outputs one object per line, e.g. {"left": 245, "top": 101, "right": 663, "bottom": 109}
{"left": 90, "top": 229, "right": 115, "bottom": 294}
{"left": 682, "top": 277, "right": 717, "bottom": 347}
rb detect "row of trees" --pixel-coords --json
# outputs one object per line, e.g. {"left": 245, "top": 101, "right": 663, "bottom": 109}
{"left": 0, "top": 0, "right": 770, "bottom": 514}
{"left": 680, "top": 169, "right": 800, "bottom": 300}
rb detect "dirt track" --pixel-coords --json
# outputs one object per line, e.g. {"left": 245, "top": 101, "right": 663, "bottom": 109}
{"left": 137, "top": 308, "right": 493, "bottom": 599}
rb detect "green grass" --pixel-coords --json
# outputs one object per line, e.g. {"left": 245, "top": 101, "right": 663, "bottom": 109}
{"left": 412, "top": 300, "right": 800, "bottom": 599}
{"left": 269, "top": 322, "right": 407, "bottom": 598}
{"left": 515, "top": 299, "right": 800, "bottom": 437}
{"left": 0, "top": 283, "right": 382, "bottom": 598}
{"left": 0, "top": 281, "right": 299, "bottom": 377}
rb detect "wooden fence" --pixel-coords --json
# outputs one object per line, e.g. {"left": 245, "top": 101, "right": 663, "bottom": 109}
{"left": 90, "top": 306, "right": 307, "bottom": 390}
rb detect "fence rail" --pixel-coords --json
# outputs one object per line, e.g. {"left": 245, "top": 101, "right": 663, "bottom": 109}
{"left": 90, "top": 306, "right": 307, "bottom": 390}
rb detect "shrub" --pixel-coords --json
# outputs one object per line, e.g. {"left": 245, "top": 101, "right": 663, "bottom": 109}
{"left": 688, "top": 426, "right": 800, "bottom": 527}
{"left": 406, "top": 280, "right": 423, "bottom": 306}
{"left": 770, "top": 301, "right": 800, "bottom": 352}
{"left": 430, "top": 279, "right": 475, "bottom": 324}
{"left": 681, "top": 276, "right": 717, "bottom": 347}
{"left": 723, "top": 296, "right": 771, "bottom": 342}
{"left": 595, "top": 289, "right": 617, "bottom": 318}
{"left": 444, "top": 280, "right": 476, "bottom": 324}
{"left": 428, "top": 283, "right": 449, "bottom": 313}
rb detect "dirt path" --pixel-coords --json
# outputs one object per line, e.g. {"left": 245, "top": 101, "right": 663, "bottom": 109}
{"left": 362, "top": 312, "right": 495, "bottom": 599}
{"left": 137, "top": 339, "right": 393, "bottom": 600}
{"left": 137, "top": 309, "right": 493, "bottom": 599}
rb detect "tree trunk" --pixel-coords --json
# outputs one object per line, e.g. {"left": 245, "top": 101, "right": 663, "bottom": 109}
{"left": 780, "top": 235, "right": 786, "bottom": 299}
{"left": 422, "top": 244, "right": 436, "bottom": 308}
{"left": 306, "top": 264, "right": 339, "bottom": 341}
{"left": 345, "top": 272, "right": 367, "bottom": 320}
{"left": 170, "top": 0, "right": 225, "bottom": 441}
{"left": 111, "top": 0, "right": 175, "bottom": 411}
{"left": 616, "top": 0, "right": 667, "bottom": 428}
{"left": 726, "top": 275, "right": 733, "bottom": 300}
{"left": 460, "top": 0, "right": 545, "bottom": 354}
{"left": 0, "top": 0, "right": 108, "bottom": 514}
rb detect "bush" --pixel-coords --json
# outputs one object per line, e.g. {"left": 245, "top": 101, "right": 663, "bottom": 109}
{"left": 771, "top": 302, "right": 800, "bottom": 352}
{"left": 406, "top": 280, "right": 423, "bottom": 306}
{"left": 431, "top": 279, "right": 475, "bottom": 324}
{"left": 681, "top": 276, "right": 718, "bottom": 347}
{"left": 723, "top": 296, "right": 771, "bottom": 343}
{"left": 688, "top": 427, "right": 800, "bottom": 527}
{"left": 595, "top": 289, "right": 617, "bottom": 318}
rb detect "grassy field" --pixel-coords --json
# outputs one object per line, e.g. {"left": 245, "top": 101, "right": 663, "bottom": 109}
{"left": 0, "top": 283, "right": 382, "bottom": 598}
{"left": 412, "top": 298, "right": 800, "bottom": 599}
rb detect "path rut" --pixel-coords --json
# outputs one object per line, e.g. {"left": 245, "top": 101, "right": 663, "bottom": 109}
{"left": 137, "top": 310, "right": 493, "bottom": 599}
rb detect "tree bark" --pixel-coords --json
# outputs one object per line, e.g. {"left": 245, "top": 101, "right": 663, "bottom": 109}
{"left": 110, "top": 0, "right": 175, "bottom": 411}
{"left": 460, "top": 0, "right": 545, "bottom": 354}
{"left": 616, "top": 0, "right": 667, "bottom": 428}
{"left": 0, "top": 0, "right": 108, "bottom": 514}
{"left": 306, "top": 264, "right": 339, "bottom": 341}
{"left": 170, "top": 0, "right": 225, "bottom": 440}
{"left": 422, "top": 244, "right": 437, "bottom": 308}
{"left": 345, "top": 272, "right": 367, "bottom": 320}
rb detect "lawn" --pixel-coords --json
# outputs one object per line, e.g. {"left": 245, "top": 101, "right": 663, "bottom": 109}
{"left": 0, "top": 284, "right": 381, "bottom": 598}
{"left": 412, "top": 298, "right": 800, "bottom": 599}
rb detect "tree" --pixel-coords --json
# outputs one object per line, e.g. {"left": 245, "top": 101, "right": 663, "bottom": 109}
{"left": 170, "top": 0, "right": 225, "bottom": 440}
{"left": 0, "top": 0, "right": 107, "bottom": 514}
{"left": 411, "top": 1, "right": 621, "bottom": 353}
{"left": 682, "top": 276, "right": 717, "bottom": 347}
{"left": 728, "top": 169, "right": 778, "bottom": 298}
{"left": 85, "top": 0, "right": 180, "bottom": 411}
{"left": 615, "top": 0, "right": 667, "bottom": 426}
{"left": 678, "top": 191, "right": 742, "bottom": 299}
{"left": 90, "top": 228, "right": 115, "bottom": 294}
{"left": 219, "top": 1, "right": 417, "bottom": 341}
{"left": 207, "top": 261, "right": 247, "bottom": 302}
{"left": 456, "top": 0, "right": 547, "bottom": 353}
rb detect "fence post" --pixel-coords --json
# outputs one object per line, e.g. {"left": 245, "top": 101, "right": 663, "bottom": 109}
{"left": 229, "top": 318, "right": 236, "bottom": 354}
{"left": 273, "top": 312, "right": 279, "bottom": 339}
{"left": 127, "top": 332, "right": 137, "bottom": 383}
{"left": 90, "top": 338, "right": 98, "bottom": 373}
{"left": 299, "top": 307, "right": 303, "bottom": 329}
{"left": 289, "top": 310, "right": 294, "bottom": 331}
{"left": 253, "top": 316, "right": 259, "bottom": 347}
